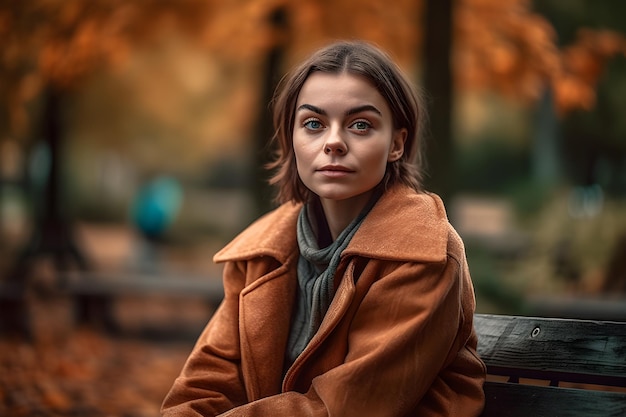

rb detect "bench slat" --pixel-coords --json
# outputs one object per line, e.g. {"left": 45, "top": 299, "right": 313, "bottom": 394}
{"left": 481, "top": 381, "right": 626, "bottom": 417}
{"left": 62, "top": 272, "right": 224, "bottom": 302}
{"left": 475, "top": 314, "right": 626, "bottom": 387}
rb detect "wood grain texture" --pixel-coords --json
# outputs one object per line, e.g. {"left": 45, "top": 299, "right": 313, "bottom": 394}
{"left": 481, "top": 381, "right": 626, "bottom": 417}
{"left": 475, "top": 314, "right": 626, "bottom": 387}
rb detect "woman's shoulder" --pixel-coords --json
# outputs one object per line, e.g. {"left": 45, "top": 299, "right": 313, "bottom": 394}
{"left": 346, "top": 185, "right": 460, "bottom": 263}
{"left": 213, "top": 201, "right": 302, "bottom": 264}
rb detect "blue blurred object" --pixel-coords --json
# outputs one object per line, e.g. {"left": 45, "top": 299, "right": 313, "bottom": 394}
{"left": 131, "top": 176, "right": 183, "bottom": 240}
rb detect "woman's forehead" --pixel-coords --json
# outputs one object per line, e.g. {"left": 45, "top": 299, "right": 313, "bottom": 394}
{"left": 296, "top": 72, "right": 389, "bottom": 113}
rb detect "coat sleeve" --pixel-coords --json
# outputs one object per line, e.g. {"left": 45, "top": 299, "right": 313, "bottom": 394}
{"left": 161, "top": 261, "right": 249, "bottom": 417}
{"left": 214, "top": 253, "right": 483, "bottom": 417}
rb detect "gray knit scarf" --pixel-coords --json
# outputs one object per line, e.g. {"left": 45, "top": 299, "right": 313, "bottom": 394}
{"left": 284, "top": 189, "right": 382, "bottom": 371}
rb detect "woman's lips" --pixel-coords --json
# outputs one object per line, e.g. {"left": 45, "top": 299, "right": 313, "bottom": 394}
{"left": 317, "top": 165, "right": 354, "bottom": 177}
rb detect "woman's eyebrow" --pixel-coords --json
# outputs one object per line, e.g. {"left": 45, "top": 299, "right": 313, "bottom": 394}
{"left": 297, "top": 103, "right": 382, "bottom": 117}
{"left": 297, "top": 104, "right": 326, "bottom": 115}
{"left": 346, "top": 104, "right": 382, "bottom": 116}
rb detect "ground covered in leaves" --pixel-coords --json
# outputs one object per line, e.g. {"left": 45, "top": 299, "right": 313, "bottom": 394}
{"left": 0, "top": 327, "right": 193, "bottom": 417}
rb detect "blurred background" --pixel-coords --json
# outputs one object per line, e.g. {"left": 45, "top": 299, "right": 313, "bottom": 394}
{"left": 1, "top": 0, "right": 625, "bottom": 416}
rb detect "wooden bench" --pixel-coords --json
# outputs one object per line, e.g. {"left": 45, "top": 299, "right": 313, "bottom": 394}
{"left": 1, "top": 271, "right": 225, "bottom": 339}
{"left": 475, "top": 313, "right": 626, "bottom": 417}
{"left": 62, "top": 271, "right": 224, "bottom": 301}
{"left": 63, "top": 271, "right": 224, "bottom": 337}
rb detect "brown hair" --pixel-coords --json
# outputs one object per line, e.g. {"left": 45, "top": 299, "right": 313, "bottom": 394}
{"left": 267, "top": 40, "right": 428, "bottom": 204}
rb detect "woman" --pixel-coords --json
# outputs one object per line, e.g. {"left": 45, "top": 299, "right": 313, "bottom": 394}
{"left": 162, "top": 40, "right": 486, "bottom": 417}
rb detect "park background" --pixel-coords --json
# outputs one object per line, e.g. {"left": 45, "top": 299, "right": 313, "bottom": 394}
{"left": 1, "top": 0, "right": 625, "bottom": 416}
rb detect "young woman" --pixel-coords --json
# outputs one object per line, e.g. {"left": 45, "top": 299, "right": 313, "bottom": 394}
{"left": 162, "top": 40, "right": 486, "bottom": 417}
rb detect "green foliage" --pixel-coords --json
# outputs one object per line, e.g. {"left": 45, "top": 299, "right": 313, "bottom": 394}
{"left": 456, "top": 140, "right": 530, "bottom": 194}
{"left": 532, "top": 0, "right": 626, "bottom": 45}
{"left": 533, "top": 1, "right": 626, "bottom": 196}
{"left": 560, "top": 56, "right": 626, "bottom": 195}
{"left": 504, "top": 179, "right": 554, "bottom": 220}
{"left": 455, "top": 137, "right": 554, "bottom": 219}
{"left": 466, "top": 244, "right": 526, "bottom": 315}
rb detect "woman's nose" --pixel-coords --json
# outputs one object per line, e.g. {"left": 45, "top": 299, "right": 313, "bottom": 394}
{"left": 324, "top": 131, "right": 347, "bottom": 155}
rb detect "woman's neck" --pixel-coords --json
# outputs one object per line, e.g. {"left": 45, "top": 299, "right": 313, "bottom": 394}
{"left": 319, "top": 190, "right": 374, "bottom": 241}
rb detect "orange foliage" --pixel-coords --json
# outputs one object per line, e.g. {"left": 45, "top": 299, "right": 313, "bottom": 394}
{"left": 456, "top": 0, "right": 559, "bottom": 100}
{"left": 197, "top": 0, "right": 285, "bottom": 62}
{"left": 282, "top": 0, "right": 423, "bottom": 67}
{"left": 4, "top": 0, "right": 213, "bottom": 88}
{"left": 0, "top": 0, "right": 214, "bottom": 134}
{"left": 455, "top": 0, "right": 626, "bottom": 114}
{"left": 553, "top": 29, "right": 626, "bottom": 113}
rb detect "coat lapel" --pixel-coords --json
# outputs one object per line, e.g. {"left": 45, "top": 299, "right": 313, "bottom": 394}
{"left": 239, "top": 260, "right": 297, "bottom": 400}
{"left": 214, "top": 201, "right": 302, "bottom": 401}
{"left": 282, "top": 260, "right": 356, "bottom": 391}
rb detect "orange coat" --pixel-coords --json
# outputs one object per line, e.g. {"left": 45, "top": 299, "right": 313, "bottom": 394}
{"left": 161, "top": 185, "right": 486, "bottom": 416}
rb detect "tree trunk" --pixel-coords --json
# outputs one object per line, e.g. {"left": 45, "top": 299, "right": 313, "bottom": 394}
{"left": 9, "top": 86, "right": 89, "bottom": 283}
{"left": 251, "top": 6, "right": 288, "bottom": 215}
{"left": 422, "top": 0, "right": 455, "bottom": 202}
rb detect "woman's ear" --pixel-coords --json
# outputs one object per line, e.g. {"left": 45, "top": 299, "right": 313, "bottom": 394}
{"left": 388, "top": 128, "right": 407, "bottom": 162}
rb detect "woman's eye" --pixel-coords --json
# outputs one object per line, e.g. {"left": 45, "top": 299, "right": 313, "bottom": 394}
{"left": 303, "top": 120, "right": 323, "bottom": 130}
{"left": 350, "top": 121, "right": 371, "bottom": 131}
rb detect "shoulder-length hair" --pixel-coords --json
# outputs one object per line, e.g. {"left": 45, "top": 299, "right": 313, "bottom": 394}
{"left": 267, "top": 40, "right": 428, "bottom": 204}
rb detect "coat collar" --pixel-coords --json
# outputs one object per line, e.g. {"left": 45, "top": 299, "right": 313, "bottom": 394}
{"left": 213, "top": 201, "right": 302, "bottom": 264}
{"left": 213, "top": 185, "right": 450, "bottom": 265}
{"left": 346, "top": 186, "right": 450, "bottom": 263}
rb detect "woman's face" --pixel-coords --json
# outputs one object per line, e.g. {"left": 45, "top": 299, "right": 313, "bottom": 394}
{"left": 293, "top": 72, "right": 406, "bottom": 207}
